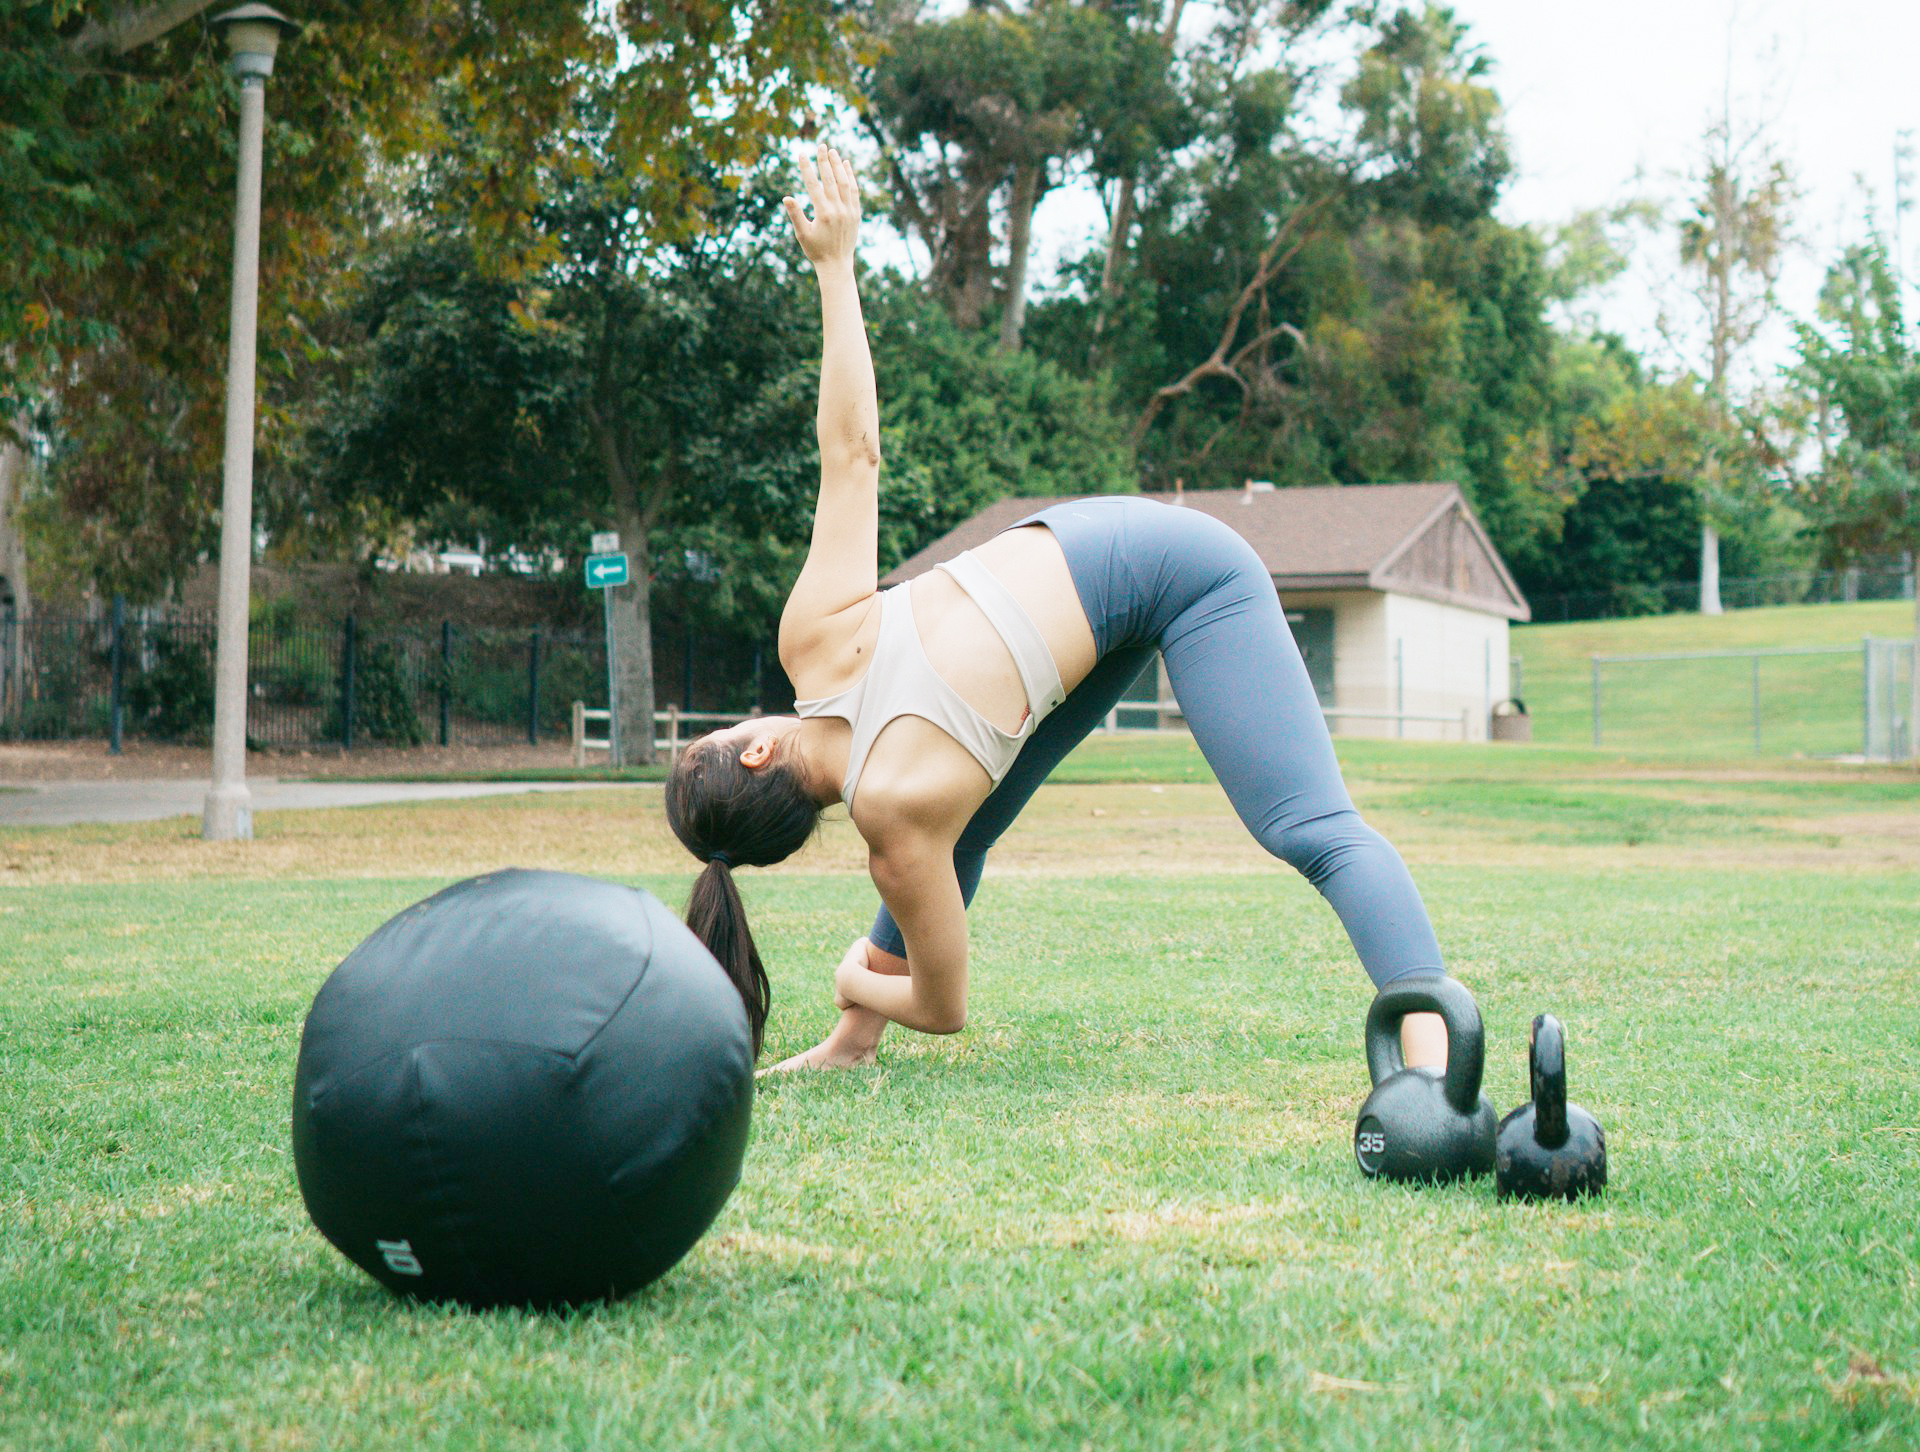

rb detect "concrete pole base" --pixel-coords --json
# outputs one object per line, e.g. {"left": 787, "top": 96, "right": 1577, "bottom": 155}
{"left": 202, "top": 783, "right": 255, "bottom": 841}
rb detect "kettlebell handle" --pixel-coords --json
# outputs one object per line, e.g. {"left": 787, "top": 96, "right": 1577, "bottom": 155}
{"left": 1364, "top": 974, "right": 1487, "bottom": 1117}
{"left": 1529, "top": 1013, "right": 1569, "bottom": 1148}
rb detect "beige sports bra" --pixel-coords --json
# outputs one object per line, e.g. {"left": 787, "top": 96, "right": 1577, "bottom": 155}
{"left": 794, "top": 552, "right": 1067, "bottom": 811}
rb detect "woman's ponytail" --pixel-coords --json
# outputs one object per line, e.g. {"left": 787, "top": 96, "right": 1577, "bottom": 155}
{"left": 684, "top": 857, "right": 770, "bottom": 1057}
{"left": 666, "top": 729, "right": 825, "bottom": 1058}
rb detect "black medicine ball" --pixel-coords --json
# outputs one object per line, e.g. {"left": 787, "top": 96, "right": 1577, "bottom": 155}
{"left": 291, "top": 869, "right": 754, "bottom": 1309}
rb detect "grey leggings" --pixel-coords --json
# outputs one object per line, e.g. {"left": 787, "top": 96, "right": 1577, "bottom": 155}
{"left": 868, "top": 496, "right": 1444, "bottom": 988}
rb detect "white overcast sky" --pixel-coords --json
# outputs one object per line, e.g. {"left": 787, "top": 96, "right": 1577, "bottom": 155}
{"left": 988, "top": 0, "right": 1920, "bottom": 392}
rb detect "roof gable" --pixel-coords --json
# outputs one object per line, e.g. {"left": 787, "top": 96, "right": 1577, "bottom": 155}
{"left": 1370, "top": 494, "right": 1531, "bottom": 621}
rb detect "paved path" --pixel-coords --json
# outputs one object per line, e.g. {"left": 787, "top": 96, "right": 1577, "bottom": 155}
{"left": 0, "top": 779, "right": 643, "bottom": 829}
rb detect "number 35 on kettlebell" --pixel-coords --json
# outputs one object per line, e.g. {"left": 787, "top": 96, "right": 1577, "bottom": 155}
{"left": 1353, "top": 974, "right": 1498, "bottom": 1183}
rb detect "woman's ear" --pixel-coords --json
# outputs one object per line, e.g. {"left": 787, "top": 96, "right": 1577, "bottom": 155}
{"left": 740, "top": 731, "right": 779, "bottom": 769}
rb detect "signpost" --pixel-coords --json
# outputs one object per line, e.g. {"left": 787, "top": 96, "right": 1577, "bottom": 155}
{"left": 586, "top": 535, "right": 627, "bottom": 763}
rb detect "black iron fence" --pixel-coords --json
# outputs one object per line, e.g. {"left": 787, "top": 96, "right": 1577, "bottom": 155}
{"left": 1528, "top": 564, "right": 1915, "bottom": 623}
{"left": 0, "top": 605, "right": 617, "bottom": 750}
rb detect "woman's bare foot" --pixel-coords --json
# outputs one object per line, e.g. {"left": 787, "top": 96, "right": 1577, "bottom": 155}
{"left": 759, "top": 943, "right": 905, "bottom": 1076}
{"left": 758, "top": 1006, "right": 887, "bottom": 1075}
{"left": 760, "top": 1034, "right": 879, "bottom": 1074}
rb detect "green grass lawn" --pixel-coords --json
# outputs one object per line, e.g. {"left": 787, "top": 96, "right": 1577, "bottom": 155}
{"left": 3, "top": 739, "right": 1918, "bottom": 1449}
{"left": 1513, "top": 598, "right": 1915, "bottom": 755}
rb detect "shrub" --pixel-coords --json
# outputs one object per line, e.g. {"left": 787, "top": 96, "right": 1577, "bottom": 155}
{"left": 323, "top": 638, "right": 425, "bottom": 745}
{"left": 127, "top": 632, "right": 215, "bottom": 743}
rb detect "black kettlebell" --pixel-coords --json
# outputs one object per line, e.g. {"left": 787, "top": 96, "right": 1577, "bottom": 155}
{"left": 1495, "top": 1014, "right": 1607, "bottom": 1201}
{"left": 1353, "top": 974, "right": 1497, "bottom": 1183}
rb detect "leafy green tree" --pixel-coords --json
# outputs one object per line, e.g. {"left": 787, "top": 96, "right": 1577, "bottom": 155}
{"left": 865, "top": 0, "right": 1153, "bottom": 348}
{"left": 1341, "top": 2, "right": 1510, "bottom": 228}
{"left": 1050, "top": 1, "right": 1568, "bottom": 583}
{"left": 310, "top": 226, "right": 1131, "bottom": 717}
{"left": 310, "top": 2, "right": 845, "bottom": 763}
{"left": 864, "top": 276, "right": 1135, "bottom": 557}
{"left": 1, "top": 0, "right": 597, "bottom": 602}
{"left": 1796, "top": 238, "right": 1920, "bottom": 756}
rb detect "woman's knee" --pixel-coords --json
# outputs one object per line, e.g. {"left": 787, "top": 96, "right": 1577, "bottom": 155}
{"left": 1264, "top": 809, "right": 1385, "bottom": 883}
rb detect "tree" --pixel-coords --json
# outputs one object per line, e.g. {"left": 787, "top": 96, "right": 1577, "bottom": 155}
{"left": 314, "top": 188, "right": 826, "bottom": 762}
{"left": 311, "top": 227, "right": 1133, "bottom": 717}
{"left": 1670, "top": 75, "right": 1797, "bottom": 613}
{"left": 1076, "top": 0, "right": 1570, "bottom": 586}
{"left": 4, "top": 0, "right": 847, "bottom": 757}
{"left": 1341, "top": 2, "right": 1510, "bottom": 229}
{"left": 1796, "top": 238, "right": 1920, "bottom": 759}
{"left": 865, "top": 0, "right": 1144, "bottom": 349}
{"left": 0, "top": 0, "right": 598, "bottom": 603}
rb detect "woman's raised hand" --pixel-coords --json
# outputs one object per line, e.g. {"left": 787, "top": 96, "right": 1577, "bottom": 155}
{"left": 783, "top": 143, "right": 861, "bottom": 272}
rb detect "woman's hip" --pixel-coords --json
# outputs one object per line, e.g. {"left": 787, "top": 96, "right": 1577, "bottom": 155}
{"left": 1014, "top": 496, "right": 1271, "bottom": 655}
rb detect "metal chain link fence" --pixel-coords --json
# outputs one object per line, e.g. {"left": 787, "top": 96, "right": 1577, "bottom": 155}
{"left": 1590, "top": 638, "right": 1916, "bottom": 760}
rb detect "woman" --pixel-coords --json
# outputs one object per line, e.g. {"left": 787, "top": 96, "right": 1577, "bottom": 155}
{"left": 666, "top": 144, "right": 1450, "bottom": 1073}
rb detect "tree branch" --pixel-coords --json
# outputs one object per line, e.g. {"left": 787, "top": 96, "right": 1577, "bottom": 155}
{"left": 68, "top": 0, "right": 219, "bottom": 57}
{"left": 1130, "top": 196, "right": 1332, "bottom": 447}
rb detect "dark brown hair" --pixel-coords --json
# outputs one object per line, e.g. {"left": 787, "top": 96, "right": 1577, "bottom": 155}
{"left": 664, "top": 733, "right": 822, "bottom": 1056}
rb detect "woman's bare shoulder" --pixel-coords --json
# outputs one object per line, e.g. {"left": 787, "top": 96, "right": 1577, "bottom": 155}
{"left": 780, "top": 591, "right": 882, "bottom": 699}
{"left": 850, "top": 719, "right": 990, "bottom": 834}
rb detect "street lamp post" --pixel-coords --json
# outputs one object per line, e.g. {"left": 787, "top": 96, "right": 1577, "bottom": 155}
{"left": 202, "top": 4, "right": 297, "bottom": 841}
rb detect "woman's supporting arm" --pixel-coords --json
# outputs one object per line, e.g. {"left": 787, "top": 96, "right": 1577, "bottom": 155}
{"left": 779, "top": 146, "right": 882, "bottom": 656}
{"left": 835, "top": 843, "right": 970, "bottom": 1035}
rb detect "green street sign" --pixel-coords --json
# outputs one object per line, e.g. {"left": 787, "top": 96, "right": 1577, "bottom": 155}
{"left": 584, "top": 552, "right": 630, "bottom": 589}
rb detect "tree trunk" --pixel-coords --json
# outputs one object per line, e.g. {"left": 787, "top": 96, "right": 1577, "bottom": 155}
{"left": 1088, "top": 0, "right": 1186, "bottom": 366}
{"left": 998, "top": 161, "right": 1042, "bottom": 353}
{"left": 1088, "top": 173, "right": 1137, "bottom": 367}
{"left": 0, "top": 438, "right": 29, "bottom": 615}
{"left": 1699, "top": 523, "right": 1723, "bottom": 614}
{"left": 945, "top": 183, "right": 998, "bottom": 331}
{"left": 587, "top": 372, "right": 657, "bottom": 767}
{"left": 0, "top": 437, "right": 31, "bottom": 722}
{"left": 608, "top": 516, "right": 656, "bottom": 767}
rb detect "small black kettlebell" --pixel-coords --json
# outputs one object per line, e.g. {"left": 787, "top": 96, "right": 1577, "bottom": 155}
{"left": 1353, "top": 974, "right": 1498, "bottom": 1183}
{"left": 1495, "top": 1014, "right": 1607, "bottom": 1201}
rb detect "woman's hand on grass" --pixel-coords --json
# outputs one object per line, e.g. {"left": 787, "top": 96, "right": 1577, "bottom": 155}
{"left": 784, "top": 143, "right": 861, "bottom": 273}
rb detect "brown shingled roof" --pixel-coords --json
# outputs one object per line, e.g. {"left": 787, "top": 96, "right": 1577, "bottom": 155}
{"left": 883, "top": 482, "right": 1530, "bottom": 620}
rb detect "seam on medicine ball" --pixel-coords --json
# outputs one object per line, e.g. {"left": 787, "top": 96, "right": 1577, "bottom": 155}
{"left": 405, "top": 1046, "right": 487, "bottom": 1296}
{"left": 565, "top": 892, "right": 656, "bottom": 1065}
{"left": 302, "top": 1040, "right": 581, "bottom": 1107}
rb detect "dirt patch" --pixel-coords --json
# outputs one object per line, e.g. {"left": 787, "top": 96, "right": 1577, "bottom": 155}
{"left": 3, "top": 778, "right": 1914, "bottom": 887}
{"left": 1761, "top": 811, "right": 1920, "bottom": 871}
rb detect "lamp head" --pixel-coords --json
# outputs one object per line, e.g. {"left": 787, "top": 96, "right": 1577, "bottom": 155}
{"left": 210, "top": 4, "right": 298, "bottom": 81}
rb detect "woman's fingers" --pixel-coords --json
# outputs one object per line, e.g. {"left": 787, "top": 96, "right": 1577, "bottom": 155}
{"left": 814, "top": 142, "right": 840, "bottom": 205}
{"left": 797, "top": 151, "right": 827, "bottom": 213}
{"left": 781, "top": 195, "right": 813, "bottom": 252}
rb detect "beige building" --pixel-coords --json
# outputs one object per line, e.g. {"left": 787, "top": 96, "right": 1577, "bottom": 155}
{"left": 885, "top": 481, "right": 1531, "bottom": 742}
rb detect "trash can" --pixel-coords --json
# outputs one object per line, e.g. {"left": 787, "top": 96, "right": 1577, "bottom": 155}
{"left": 1490, "top": 698, "right": 1532, "bottom": 743}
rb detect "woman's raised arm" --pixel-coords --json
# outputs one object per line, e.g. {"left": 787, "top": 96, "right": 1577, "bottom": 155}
{"left": 779, "top": 145, "right": 881, "bottom": 661}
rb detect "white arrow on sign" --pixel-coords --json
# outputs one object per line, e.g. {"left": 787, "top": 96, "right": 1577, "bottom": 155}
{"left": 585, "top": 552, "right": 630, "bottom": 588}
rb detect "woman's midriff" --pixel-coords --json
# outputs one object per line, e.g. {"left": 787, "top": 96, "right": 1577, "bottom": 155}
{"left": 908, "top": 525, "right": 1098, "bottom": 734}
